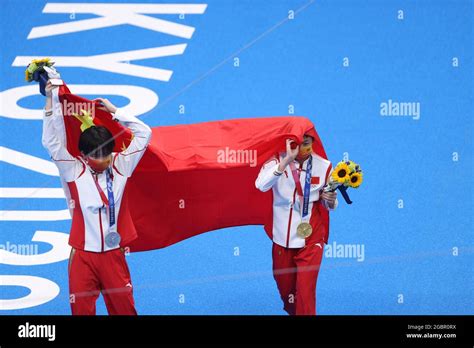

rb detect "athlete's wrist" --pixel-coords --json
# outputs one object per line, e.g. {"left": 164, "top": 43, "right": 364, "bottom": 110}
{"left": 277, "top": 162, "right": 287, "bottom": 172}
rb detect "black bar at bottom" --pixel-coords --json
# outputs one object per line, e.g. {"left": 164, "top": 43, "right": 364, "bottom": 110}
{"left": 0, "top": 315, "right": 472, "bottom": 346}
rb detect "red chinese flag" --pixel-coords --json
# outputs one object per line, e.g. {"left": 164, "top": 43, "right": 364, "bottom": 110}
{"left": 58, "top": 84, "right": 329, "bottom": 252}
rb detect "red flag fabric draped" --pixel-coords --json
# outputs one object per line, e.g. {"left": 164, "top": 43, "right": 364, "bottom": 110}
{"left": 57, "top": 84, "right": 329, "bottom": 252}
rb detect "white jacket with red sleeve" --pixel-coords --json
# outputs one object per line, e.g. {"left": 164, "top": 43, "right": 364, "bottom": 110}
{"left": 41, "top": 88, "right": 152, "bottom": 252}
{"left": 255, "top": 152, "right": 337, "bottom": 248}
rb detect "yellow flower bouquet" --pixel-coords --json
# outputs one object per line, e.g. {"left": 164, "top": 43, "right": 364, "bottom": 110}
{"left": 25, "top": 58, "right": 60, "bottom": 96}
{"left": 324, "top": 160, "right": 363, "bottom": 204}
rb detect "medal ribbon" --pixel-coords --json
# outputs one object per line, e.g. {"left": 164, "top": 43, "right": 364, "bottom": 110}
{"left": 105, "top": 168, "right": 116, "bottom": 229}
{"left": 92, "top": 168, "right": 116, "bottom": 230}
{"left": 289, "top": 155, "right": 313, "bottom": 219}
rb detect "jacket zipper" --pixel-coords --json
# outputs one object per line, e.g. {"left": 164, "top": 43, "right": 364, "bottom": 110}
{"left": 286, "top": 162, "right": 303, "bottom": 248}
{"left": 98, "top": 207, "right": 104, "bottom": 252}
{"left": 95, "top": 174, "right": 105, "bottom": 252}
{"left": 285, "top": 187, "right": 297, "bottom": 248}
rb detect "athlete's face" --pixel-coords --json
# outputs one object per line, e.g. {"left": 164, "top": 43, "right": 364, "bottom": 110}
{"left": 296, "top": 135, "right": 313, "bottom": 161}
{"left": 83, "top": 153, "right": 112, "bottom": 173}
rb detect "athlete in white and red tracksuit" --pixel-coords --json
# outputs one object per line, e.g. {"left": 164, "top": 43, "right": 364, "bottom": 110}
{"left": 41, "top": 81, "right": 152, "bottom": 315}
{"left": 255, "top": 136, "right": 338, "bottom": 315}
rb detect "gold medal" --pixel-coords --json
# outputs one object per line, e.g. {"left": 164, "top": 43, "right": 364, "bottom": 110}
{"left": 297, "top": 222, "right": 312, "bottom": 238}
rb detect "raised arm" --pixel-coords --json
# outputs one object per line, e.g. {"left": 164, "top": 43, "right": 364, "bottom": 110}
{"left": 255, "top": 156, "right": 283, "bottom": 192}
{"left": 255, "top": 139, "right": 298, "bottom": 192}
{"left": 41, "top": 82, "right": 82, "bottom": 182}
{"left": 94, "top": 98, "right": 152, "bottom": 177}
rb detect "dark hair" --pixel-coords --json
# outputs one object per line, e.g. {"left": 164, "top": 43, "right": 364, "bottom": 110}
{"left": 78, "top": 126, "right": 115, "bottom": 158}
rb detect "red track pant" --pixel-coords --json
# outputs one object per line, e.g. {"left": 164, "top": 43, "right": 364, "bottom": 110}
{"left": 272, "top": 242, "right": 325, "bottom": 315}
{"left": 68, "top": 248, "right": 137, "bottom": 315}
